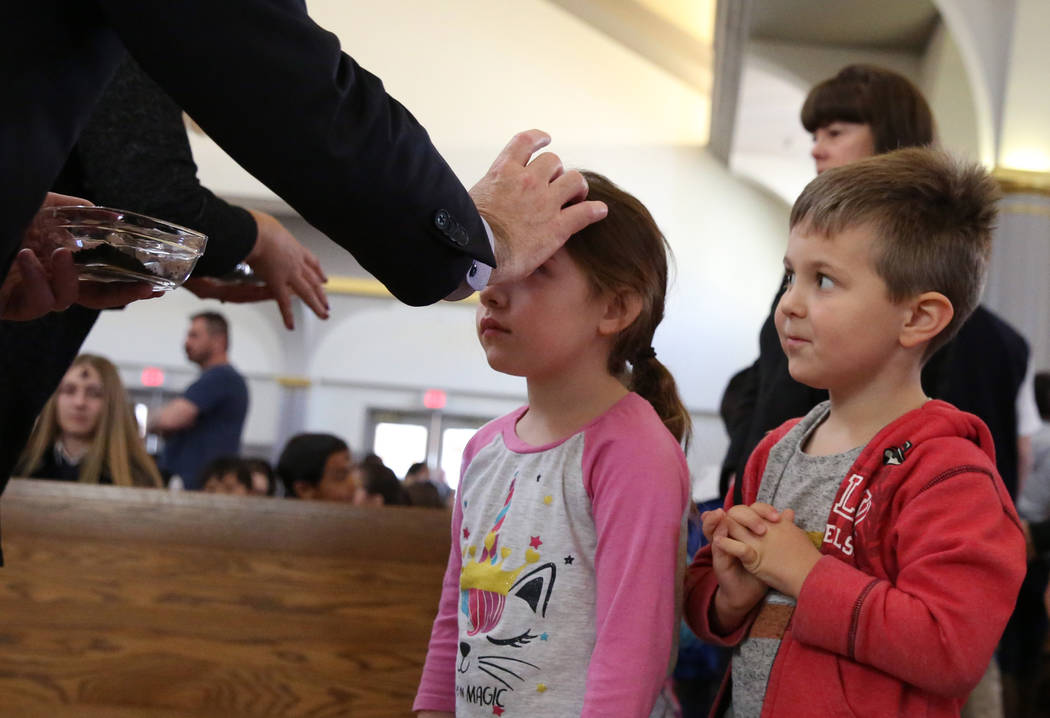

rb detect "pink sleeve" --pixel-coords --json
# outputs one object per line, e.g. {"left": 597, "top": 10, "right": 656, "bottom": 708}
{"left": 580, "top": 421, "right": 689, "bottom": 718}
{"left": 412, "top": 498, "right": 463, "bottom": 713}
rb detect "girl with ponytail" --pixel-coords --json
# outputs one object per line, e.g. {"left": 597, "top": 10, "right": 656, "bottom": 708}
{"left": 416, "top": 172, "right": 689, "bottom": 718}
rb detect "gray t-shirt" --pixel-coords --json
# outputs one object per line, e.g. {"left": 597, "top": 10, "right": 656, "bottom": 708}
{"left": 730, "top": 402, "right": 862, "bottom": 718}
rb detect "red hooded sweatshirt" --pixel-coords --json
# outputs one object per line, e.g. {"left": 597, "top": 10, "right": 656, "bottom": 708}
{"left": 685, "top": 400, "right": 1026, "bottom": 718}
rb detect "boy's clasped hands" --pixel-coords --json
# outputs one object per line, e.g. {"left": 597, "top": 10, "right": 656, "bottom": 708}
{"left": 702, "top": 502, "right": 823, "bottom": 633}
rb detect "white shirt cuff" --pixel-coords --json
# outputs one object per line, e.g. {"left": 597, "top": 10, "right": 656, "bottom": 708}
{"left": 445, "top": 217, "right": 495, "bottom": 300}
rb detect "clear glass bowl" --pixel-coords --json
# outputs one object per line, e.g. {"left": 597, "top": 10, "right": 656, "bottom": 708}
{"left": 35, "top": 206, "right": 208, "bottom": 290}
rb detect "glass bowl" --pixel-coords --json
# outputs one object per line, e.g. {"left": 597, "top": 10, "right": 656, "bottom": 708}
{"left": 34, "top": 206, "right": 208, "bottom": 290}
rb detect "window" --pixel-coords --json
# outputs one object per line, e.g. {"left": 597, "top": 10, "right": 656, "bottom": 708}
{"left": 439, "top": 427, "right": 476, "bottom": 491}
{"left": 367, "top": 409, "right": 490, "bottom": 488}
{"left": 372, "top": 421, "right": 429, "bottom": 480}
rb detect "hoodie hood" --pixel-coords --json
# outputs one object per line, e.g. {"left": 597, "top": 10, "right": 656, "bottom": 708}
{"left": 852, "top": 399, "right": 996, "bottom": 478}
{"left": 811, "top": 399, "right": 1011, "bottom": 571}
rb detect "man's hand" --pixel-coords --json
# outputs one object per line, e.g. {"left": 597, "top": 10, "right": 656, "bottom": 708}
{"left": 1, "top": 193, "right": 158, "bottom": 321}
{"left": 243, "top": 209, "right": 328, "bottom": 330}
{"left": 716, "top": 504, "right": 822, "bottom": 598}
{"left": 0, "top": 248, "right": 79, "bottom": 321}
{"left": 183, "top": 277, "right": 273, "bottom": 305}
{"left": 703, "top": 507, "right": 771, "bottom": 634}
{"left": 470, "top": 130, "right": 608, "bottom": 285}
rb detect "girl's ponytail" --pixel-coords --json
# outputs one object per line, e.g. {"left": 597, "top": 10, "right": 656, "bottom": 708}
{"left": 562, "top": 171, "right": 691, "bottom": 448}
{"left": 628, "top": 349, "right": 692, "bottom": 449}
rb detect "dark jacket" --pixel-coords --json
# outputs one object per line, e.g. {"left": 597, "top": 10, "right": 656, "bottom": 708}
{"left": 1, "top": 0, "right": 496, "bottom": 518}
{"left": 5, "top": 0, "right": 493, "bottom": 305}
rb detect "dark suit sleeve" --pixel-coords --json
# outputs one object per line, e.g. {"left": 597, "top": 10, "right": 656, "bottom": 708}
{"left": 2, "top": 3, "right": 125, "bottom": 281}
{"left": 64, "top": 57, "right": 258, "bottom": 277}
{"left": 95, "top": 0, "right": 492, "bottom": 305}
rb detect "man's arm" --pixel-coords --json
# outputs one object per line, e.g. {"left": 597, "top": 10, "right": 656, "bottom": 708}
{"left": 94, "top": 2, "right": 604, "bottom": 305}
{"left": 147, "top": 398, "right": 198, "bottom": 435}
{"left": 65, "top": 58, "right": 330, "bottom": 330}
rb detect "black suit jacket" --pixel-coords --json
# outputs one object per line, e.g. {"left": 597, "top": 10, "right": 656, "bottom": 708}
{"left": 0, "top": 1, "right": 497, "bottom": 535}
{"left": 5, "top": 0, "right": 493, "bottom": 306}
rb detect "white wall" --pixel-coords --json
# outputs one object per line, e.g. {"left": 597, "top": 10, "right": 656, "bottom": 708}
{"left": 920, "top": 20, "right": 981, "bottom": 161}
{"left": 998, "top": 0, "right": 1050, "bottom": 171}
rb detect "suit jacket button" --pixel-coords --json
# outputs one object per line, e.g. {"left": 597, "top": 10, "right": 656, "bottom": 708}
{"left": 434, "top": 209, "right": 451, "bottom": 230}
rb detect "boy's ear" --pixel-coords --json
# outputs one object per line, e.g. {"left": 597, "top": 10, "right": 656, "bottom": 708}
{"left": 598, "top": 291, "right": 643, "bottom": 336}
{"left": 900, "top": 291, "right": 954, "bottom": 349}
{"left": 293, "top": 481, "right": 315, "bottom": 499}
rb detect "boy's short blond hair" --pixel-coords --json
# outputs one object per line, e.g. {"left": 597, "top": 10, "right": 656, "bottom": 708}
{"left": 790, "top": 148, "right": 1000, "bottom": 358}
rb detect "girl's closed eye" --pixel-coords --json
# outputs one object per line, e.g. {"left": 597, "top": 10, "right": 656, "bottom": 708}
{"left": 531, "top": 261, "right": 553, "bottom": 279}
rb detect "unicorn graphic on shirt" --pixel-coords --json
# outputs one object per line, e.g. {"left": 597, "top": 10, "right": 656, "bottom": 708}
{"left": 458, "top": 479, "right": 557, "bottom": 694}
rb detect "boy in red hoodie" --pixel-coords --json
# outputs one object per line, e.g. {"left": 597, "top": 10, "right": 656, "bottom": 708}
{"left": 685, "top": 148, "right": 1026, "bottom": 718}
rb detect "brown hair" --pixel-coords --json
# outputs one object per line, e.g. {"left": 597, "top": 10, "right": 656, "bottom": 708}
{"left": 565, "top": 172, "right": 692, "bottom": 446}
{"left": 192, "top": 311, "right": 230, "bottom": 349}
{"left": 801, "top": 64, "right": 934, "bottom": 154}
{"left": 17, "top": 354, "right": 163, "bottom": 487}
{"left": 790, "top": 148, "right": 1000, "bottom": 357}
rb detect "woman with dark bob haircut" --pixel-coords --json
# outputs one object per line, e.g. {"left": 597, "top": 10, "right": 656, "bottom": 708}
{"left": 801, "top": 64, "right": 934, "bottom": 157}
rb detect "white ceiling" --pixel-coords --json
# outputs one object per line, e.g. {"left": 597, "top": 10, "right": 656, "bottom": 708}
{"left": 750, "top": 0, "right": 939, "bottom": 51}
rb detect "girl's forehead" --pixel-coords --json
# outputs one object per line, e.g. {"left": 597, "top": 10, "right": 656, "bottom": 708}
{"left": 63, "top": 363, "right": 103, "bottom": 386}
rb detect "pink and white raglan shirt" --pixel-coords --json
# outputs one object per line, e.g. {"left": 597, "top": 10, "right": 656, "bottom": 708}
{"left": 414, "top": 392, "right": 690, "bottom": 717}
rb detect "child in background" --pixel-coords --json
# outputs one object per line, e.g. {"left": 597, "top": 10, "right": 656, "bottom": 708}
{"left": 685, "top": 149, "right": 1026, "bottom": 717}
{"left": 201, "top": 456, "right": 252, "bottom": 495}
{"left": 243, "top": 457, "right": 276, "bottom": 496}
{"left": 351, "top": 459, "right": 406, "bottom": 506}
{"left": 276, "top": 433, "right": 355, "bottom": 501}
{"left": 415, "top": 172, "right": 691, "bottom": 717}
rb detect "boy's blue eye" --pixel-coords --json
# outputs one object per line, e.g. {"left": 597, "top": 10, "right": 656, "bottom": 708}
{"left": 817, "top": 274, "right": 835, "bottom": 290}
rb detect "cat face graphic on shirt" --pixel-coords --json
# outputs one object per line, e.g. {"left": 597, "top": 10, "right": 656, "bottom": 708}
{"left": 457, "top": 479, "right": 557, "bottom": 701}
{"left": 458, "top": 562, "right": 556, "bottom": 691}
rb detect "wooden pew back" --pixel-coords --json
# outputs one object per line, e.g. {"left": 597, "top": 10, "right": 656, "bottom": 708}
{"left": 0, "top": 478, "right": 451, "bottom": 717}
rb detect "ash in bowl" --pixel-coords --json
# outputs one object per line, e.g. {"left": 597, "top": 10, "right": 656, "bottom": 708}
{"left": 35, "top": 206, "right": 208, "bottom": 290}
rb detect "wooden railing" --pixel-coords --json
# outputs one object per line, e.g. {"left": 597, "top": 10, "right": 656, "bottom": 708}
{"left": 0, "top": 478, "right": 452, "bottom": 717}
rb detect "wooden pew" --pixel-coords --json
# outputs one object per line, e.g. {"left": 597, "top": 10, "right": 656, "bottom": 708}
{"left": 0, "top": 478, "right": 452, "bottom": 717}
